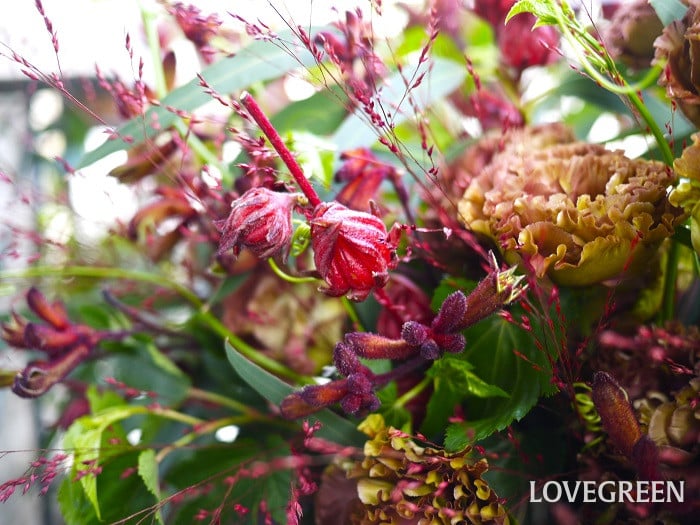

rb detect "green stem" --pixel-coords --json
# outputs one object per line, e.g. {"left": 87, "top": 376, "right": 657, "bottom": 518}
{"left": 393, "top": 376, "right": 431, "bottom": 409}
{"left": 268, "top": 258, "right": 319, "bottom": 284}
{"left": 341, "top": 296, "right": 364, "bottom": 332}
{"left": 187, "top": 387, "right": 264, "bottom": 417}
{"left": 155, "top": 415, "right": 245, "bottom": 463}
{"left": 2, "top": 265, "right": 308, "bottom": 381}
{"left": 661, "top": 239, "right": 680, "bottom": 322}
{"left": 0, "top": 265, "right": 202, "bottom": 307}
{"left": 150, "top": 406, "right": 204, "bottom": 426}
{"left": 140, "top": 4, "right": 167, "bottom": 99}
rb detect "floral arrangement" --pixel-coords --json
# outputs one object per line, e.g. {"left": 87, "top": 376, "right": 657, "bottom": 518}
{"left": 1, "top": 0, "right": 699, "bottom": 523}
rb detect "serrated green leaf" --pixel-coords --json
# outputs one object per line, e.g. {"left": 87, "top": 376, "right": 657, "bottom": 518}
{"left": 57, "top": 476, "right": 98, "bottom": 525}
{"left": 78, "top": 29, "right": 323, "bottom": 169}
{"left": 431, "top": 278, "right": 558, "bottom": 449}
{"left": 331, "top": 57, "right": 466, "bottom": 154}
{"left": 63, "top": 402, "right": 146, "bottom": 519}
{"left": 224, "top": 340, "right": 365, "bottom": 446}
{"left": 506, "top": 0, "right": 559, "bottom": 26}
{"left": 649, "top": 0, "right": 687, "bottom": 26}
{"left": 428, "top": 356, "right": 509, "bottom": 399}
{"left": 138, "top": 449, "right": 164, "bottom": 525}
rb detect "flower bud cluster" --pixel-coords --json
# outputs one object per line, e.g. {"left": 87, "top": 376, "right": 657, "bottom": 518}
{"left": 281, "top": 261, "right": 527, "bottom": 419}
{"left": 1, "top": 288, "right": 101, "bottom": 398}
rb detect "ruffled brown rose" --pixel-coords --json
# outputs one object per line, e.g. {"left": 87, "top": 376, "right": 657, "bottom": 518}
{"left": 457, "top": 125, "right": 683, "bottom": 286}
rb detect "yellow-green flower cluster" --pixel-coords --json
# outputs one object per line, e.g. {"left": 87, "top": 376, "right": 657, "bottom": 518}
{"left": 457, "top": 125, "right": 682, "bottom": 286}
{"left": 670, "top": 132, "right": 700, "bottom": 257}
{"left": 345, "top": 414, "right": 509, "bottom": 525}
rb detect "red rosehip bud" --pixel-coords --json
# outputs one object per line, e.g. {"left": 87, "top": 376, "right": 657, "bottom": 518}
{"left": 310, "top": 202, "right": 398, "bottom": 301}
{"left": 216, "top": 188, "right": 303, "bottom": 261}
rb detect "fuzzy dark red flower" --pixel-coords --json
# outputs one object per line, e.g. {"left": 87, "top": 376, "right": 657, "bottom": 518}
{"left": 310, "top": 201, "right": 398, "bottom": 301}
{"left": 216, "top": 187, "right": 303, "bottom": 261}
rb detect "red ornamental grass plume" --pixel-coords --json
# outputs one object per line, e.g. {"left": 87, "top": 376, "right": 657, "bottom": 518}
{"left": 216, "top": 187, "right": 303, "bottom": 261}
{"left": 311, "top": 202, "right": 398, "bottom": 301}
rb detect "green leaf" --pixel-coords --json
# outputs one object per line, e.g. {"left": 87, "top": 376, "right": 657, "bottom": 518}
{"left": 224, "top": 340, "right": 365, "bottom": 446}
{"left": 77, "top": 29, "right": 323, "bottom": 169}
{"left": 271, "top": 85, "right": 349, "bottom": 135}
{"left": 286, "top": 131, "right": 336, "bottom": 189}
{"left": 428, "top": 356, "right": 509, "bottom": 399}
{"left": 138, "top": 449, "right": 164, "bottom": 525}
{"left": 431, "top": 279, "right": 557, "bottom": 450}
{"left": 143, "top": 339, "right": 188, "bottom": 380}
{"left": 506, "top": 0, "right": 559, "bottom": 27}
{"left": 650, "top": 0, "right": 687, "bottom": 26}
{"left": 331, "top": 57, "right": 466, "bottom": 154}
{"left": 109, "top": 336, "right": 191, "bottom": 405}
{"left": 57, "top": 476, "right": 98, "bottom": 525}
{"left": 63, "top": 399, "right": 146, "bottom": 519}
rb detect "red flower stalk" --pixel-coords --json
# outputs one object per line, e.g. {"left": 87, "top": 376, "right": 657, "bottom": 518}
{"left": 239, "top": 92, "right": 322, "bottom": 208}
{"left": 310, "top": 201, "right": 399, "bottom": 301}
{"left": 280, "top": 372, "right": 380, "bottom": 419}
{"left": 216, "top": 187, "right": 303, "bottom": 261}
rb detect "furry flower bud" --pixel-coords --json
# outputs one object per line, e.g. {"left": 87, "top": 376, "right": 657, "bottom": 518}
{"left": 310, "top": 202, "right": 397, "bottom": 301}
{"left": 216, "top": 188, "right": 302, "bottom": 261}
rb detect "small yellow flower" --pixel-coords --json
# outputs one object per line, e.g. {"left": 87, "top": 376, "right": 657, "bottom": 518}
{"left": 347, "top": 415, "right": 510, "bottom": 524}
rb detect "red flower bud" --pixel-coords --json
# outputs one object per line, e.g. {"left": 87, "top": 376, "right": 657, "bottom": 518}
{"left": 216, "top": 188, "right": 302, "bottom": 261}
{"left": 499, "top": 14, "right": 559, "bottom": 71}
{"left": 592, "top": 371, "right": 643, "bottom": 458}
{"left": 26, "top": 287, "right": 70, "bottom": 330}
{"left": 310, "top": 202, "right": 397, "bottom": 301}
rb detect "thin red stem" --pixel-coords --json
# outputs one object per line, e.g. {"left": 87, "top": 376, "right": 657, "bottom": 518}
{"left": 240, "top": 91, "right": 322, "bottom": 208}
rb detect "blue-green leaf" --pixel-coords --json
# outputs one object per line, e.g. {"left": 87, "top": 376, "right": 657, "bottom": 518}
{"left": 650, "top": 0, "right": 687, "bottom": 26}
{"left": 78, "top": 30, "right": 322, "bottom": 169}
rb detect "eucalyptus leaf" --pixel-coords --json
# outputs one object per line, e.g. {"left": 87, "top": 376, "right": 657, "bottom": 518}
{"left": 650, "top": 0, "right": 687, "bottom": 26}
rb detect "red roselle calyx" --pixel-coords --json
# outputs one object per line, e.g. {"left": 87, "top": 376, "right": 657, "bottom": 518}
{"left": 311, "top": 201, "right": 399, "bottom": 301}
{"left": 216, "top": 187, "right": 304, "bottom": 261}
